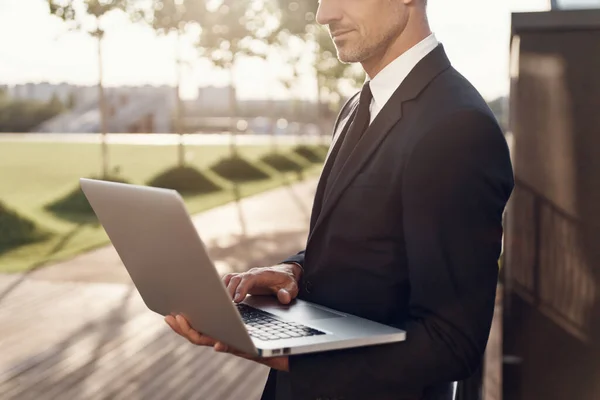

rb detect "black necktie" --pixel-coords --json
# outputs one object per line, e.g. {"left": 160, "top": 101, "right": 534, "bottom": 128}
{"left": 325, "top": 82, "right": 373, "bottom": 192}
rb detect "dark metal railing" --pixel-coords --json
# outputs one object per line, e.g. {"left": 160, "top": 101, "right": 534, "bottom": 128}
{"left": 504, "top": 178, "right": 597, "bottom": 342}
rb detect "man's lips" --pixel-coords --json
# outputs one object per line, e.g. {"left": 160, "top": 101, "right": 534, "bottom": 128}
{"left": 331, "top": 29, "right": 354, "bottom": 38}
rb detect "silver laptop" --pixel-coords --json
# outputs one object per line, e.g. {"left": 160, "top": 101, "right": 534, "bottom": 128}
{"left": 80, "top": 178, "right": 406, "bottom": 357}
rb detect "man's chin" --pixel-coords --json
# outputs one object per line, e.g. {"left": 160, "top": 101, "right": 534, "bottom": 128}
{"left": 336, "top": 50, "right": 362, "bottom": 64}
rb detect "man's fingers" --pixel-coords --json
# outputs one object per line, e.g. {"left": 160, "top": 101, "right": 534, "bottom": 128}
{"left": 222, "top": 273, "right": 235, "bottom": 287}
{"left": 175, "top": 315, "right": 216, "bottom": 346}
{"left": 213, "top": 343, "right": 254, "bottom": 361}
{"left": 233, "top": 276, "right": 255, "bottom": 303}
{"left": 211, "top": 340, "right": 289, "bottom": 372}
{"left": 165, "top": 315, "right": 184, "bottom": 336}
{"left": 277, "top": 280, "right": 298, "bottom": 304}
{"left": 226, "top": 275, "right": 243, "bottom": 300}
{"left": 277, "top": 288, "right": 292, "bottom": 304}
{"left": 214, "top": 342, "right": 229, "bottom": 352}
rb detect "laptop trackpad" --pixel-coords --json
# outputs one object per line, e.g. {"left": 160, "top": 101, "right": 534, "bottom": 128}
{"left": 244, "top": 297, "right": 345, "bottom": 321}
{"left": 281, "top": 304, "right": 345, "bottom": 321}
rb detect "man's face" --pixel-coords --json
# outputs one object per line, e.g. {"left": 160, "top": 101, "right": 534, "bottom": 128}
{"left": 316, "top": 0, "right": 409, "bottom": 64}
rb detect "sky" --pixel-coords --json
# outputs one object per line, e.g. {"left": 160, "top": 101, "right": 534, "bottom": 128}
{"left": 0, "top": 0, "right": 559, "bottom": 101}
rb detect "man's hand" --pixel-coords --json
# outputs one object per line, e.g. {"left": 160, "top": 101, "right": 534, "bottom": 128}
{"left": 165, "top": 313, "right": 289, "bottom": 372}
{"left": 163, "top": 263, "right": 303, "bottom": 372}
{"left": 223, "top": 263, "right": 302, "bottom": 304}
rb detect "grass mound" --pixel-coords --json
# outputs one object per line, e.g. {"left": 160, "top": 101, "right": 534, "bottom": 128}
{"left": 45, "top": 175, "right": 129, "bottom": 220}
{"left": 292, "top": 145, "right": 326, "bottom": 164}
{"left": 0, "top": 202, "right": 49, "bottom": 254}
{"left": 210, "top": 156, "right": 270, "bottom": 183}
{"left": 260, "top": 152, "right": 306, "bottom": 173}
{"left": 148, "top": 166, "right": 222, "bottom": 195}
{"left": 317, "top": 143, "right": 330, "bottom": 153}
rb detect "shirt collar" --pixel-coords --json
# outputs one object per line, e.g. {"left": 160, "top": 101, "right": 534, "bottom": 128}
{"left": 366, "top": 33, "right": 439, "bottom": 112}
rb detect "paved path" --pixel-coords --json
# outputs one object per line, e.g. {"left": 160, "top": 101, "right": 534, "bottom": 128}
{"left": 0, "top": 178, "right": 318, "bottom": 400}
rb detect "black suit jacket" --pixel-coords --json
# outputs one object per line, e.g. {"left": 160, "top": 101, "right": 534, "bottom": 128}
{"left": 261, "top": 45, "right": 514, "bottom": 400}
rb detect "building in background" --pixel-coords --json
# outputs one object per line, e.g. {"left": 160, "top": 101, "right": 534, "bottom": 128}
{"left": 502, "top": 8, "right": 600, "bottom": 400}
{"left": 2, "top": 83, "right": 177, "bottom": 133}
{"left": 552, "top": 0, "right": 600, "bottom": 9}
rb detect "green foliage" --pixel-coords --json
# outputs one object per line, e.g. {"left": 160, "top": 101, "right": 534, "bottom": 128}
{"left": 0, "top": 202, "right": 49, "bottom": 254}
{"left": 147, "top": 166, "right": 222, "bottom": 195}
{"left": 0, "top": 95, "right": 66, "bottom": 132}
{"left": 273, "top": 0, "right": 318, "bottom": 36}
{"left": 260, "top": 152, "right": 305, "bottom": 173}
{"left": 131, "top": 0, "right": 206, "bottom": 35}
{"left": 198, "top": 0, "right": 268, "bottom": 69}
{"left": 210, "top": 155, "right": 271, "bottom": 183}
{"left": 292, "top": 145, "right": 326, "bottom": 164}
{"left": 48, "top": 0, "right": 128, "bottom": 32}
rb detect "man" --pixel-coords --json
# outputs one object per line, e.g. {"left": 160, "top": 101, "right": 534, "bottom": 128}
{"left": 165, "top": 0, "right": 514, "bottom": 398}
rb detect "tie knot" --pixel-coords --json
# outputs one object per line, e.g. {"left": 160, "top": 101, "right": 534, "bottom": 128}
{"left": 360, "top": 82, "right": 373, "bottom": 106}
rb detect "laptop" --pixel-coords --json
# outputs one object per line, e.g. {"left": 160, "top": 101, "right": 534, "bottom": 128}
{"left": 80, "top": 178, "right": 406, "bottom": 357}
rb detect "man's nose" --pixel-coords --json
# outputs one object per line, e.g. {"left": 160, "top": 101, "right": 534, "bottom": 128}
{"left": 316, "top": 0, "right": 343, "bottom": 26}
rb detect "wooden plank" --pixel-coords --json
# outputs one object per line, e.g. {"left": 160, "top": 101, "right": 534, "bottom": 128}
{"left": 0, "top": 311, "right": 159, "bottom": 399}
{"left": 0, "top": 283, "right": 134, "bottom": 373}
{"left": 147, "top": 347, "right": 239, "bottom": 400}
{"left": 223, "top": 363, "right": 270, "bottom": 400}
{"left": 106, "top": 339, "right": 198, "bottom": 400}
{"left": 52, "top": 327, "right": 175, "bottom": 400}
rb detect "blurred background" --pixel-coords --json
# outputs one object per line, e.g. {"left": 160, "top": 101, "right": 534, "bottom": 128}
{"left": 1, "top": 0, "right": 599, "bottom": 399}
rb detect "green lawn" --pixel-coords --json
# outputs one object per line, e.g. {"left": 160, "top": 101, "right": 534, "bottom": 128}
{"left": 0, "top": 141, "right": 323, "bottom": 273}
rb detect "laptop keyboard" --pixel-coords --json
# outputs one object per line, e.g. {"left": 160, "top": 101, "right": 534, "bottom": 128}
{"left": 236, "top": 303, "right": 325, "bottom": 341}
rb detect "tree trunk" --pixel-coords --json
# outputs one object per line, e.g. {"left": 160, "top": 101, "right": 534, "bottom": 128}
{"left": 270, "top": 98, "right": 277, "bottom": 153}
{"left": 229, "top": 66, "right": 238, "bottom": 158}
{"left": 315, "top": 65, "right": 327, "bottom": 147}
{"left": 97, "top": 33, "right": 109, "bottom": 178}
{"left": 268, "top": 59, "right": 277, "bottom": 154}
{"left": 175, "top": 30, "right": 185, "bottom": 167}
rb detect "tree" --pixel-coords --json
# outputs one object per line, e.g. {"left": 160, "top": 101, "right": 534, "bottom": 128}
{"left": 48, "top": 93, "right": 64, "bottom": 112}
{"left": 130, "top": 0, "right": 207, "bottom": 166}
{"left": 198, "top": 0, "right": 269, "bottom": 157}
{"left": 66, "top": 90, "right": 77, "bottom": 109}
{"left": 47, "top": 0, "right": 128, "bottom": 178}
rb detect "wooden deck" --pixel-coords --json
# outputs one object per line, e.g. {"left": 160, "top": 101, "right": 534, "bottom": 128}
{"left": 0, "top": 275, "right": 269, "bottom": 400}
{"left": 0, "top": 274, "right": 505, "bottom": 400}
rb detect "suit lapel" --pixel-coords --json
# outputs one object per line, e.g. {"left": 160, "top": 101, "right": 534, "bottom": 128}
{"left": 309, "top": 100, "right": 360, "bottom": 231}
{"left": 308, "top": 45, "right": 452, "bottom": 246}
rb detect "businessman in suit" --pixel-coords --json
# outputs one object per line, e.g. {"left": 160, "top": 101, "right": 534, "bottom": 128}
{"left": 165, "top": 0, "right": 514, "bottom": 398}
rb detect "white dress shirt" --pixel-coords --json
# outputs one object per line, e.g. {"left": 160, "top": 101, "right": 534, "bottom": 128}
{"left": 367, "top": 33, "right": 439, "bottom": 124}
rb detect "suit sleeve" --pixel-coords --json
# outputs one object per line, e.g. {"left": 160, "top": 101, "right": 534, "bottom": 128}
{"left": 281, "top": 251, "right": 306, "bottom": 268}
{"left": 286, "top": 110, "right": 515, "bottom": 399}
